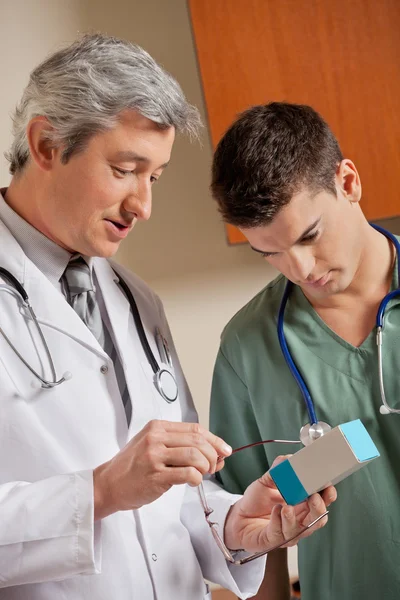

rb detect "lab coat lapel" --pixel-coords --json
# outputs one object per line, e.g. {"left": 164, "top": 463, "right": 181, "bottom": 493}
{"left": 0, "top": 221, "right": 105, "bottom": 356}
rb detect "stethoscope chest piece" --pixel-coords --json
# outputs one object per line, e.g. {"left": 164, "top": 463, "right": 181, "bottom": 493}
{"left": 300, "top": 421, "right": 332, "bottom": 446}
{"left": 155, "top": 368, "right": 178, "bottom": 403}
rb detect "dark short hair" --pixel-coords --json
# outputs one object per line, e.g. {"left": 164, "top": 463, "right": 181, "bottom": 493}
{"left": 211, "top": 102, "right": 343, "bottom": 227}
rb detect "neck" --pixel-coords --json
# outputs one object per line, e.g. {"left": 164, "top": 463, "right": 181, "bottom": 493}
{"left": 306, "top": 223, "right": 396, "bottom": 310}
{"left": 5, "top": 171, "right": 48, "bottom": 234}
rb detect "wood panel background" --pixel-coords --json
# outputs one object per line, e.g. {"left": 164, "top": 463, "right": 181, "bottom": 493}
{"left": 189, "top": 0, "right": 400, "bottom": 244}
{"left": 212, "top": 589, "right": 236, "bottom": 599}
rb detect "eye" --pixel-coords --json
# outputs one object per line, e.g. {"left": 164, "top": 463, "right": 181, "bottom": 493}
{"left": 261, "top": 252, "right": 278, "bottom": 259}
{"left": 113, "top": 166, "right": 133, "bottom": 177}
{"left": 301, "top": 230, "right": 319, "bottom": 244}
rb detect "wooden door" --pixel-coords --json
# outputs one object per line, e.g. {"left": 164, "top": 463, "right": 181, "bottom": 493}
{"left": 190, "top": 0, "right": 400, "bottom": 243}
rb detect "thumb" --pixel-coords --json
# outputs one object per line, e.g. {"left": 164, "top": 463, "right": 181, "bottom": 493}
{"left": 270, "top": 454, "right": 293, "bottom": 468}
{"left": 259, "top": 454, "right": 293, "bottom": 488}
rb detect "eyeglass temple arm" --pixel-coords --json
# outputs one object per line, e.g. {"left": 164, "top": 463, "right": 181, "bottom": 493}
{"left": 229, "top": 438, "right": 301, "bottom": 457}
{"left": 199, "top": 481, "right": 328, "bottom": 565}
{"left": 200, "top": 437, "right": 318, "bottom": 565}
{"left": 198, "top": 483, "right": 237, "bottom": 562}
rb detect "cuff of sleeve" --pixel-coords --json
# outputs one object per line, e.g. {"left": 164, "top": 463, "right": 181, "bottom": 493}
{"left": 75, "top": 470, "right": 102, "bottom": 575}
{"left": 0, "top": 470, "right": 102, "bottom": 586}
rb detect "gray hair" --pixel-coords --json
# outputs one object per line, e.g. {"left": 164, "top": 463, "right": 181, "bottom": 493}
{"left": 6, "top": 33, "right": 202, "bottom": 174}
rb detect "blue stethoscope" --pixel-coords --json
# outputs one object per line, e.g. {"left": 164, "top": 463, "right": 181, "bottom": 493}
{"left": 0, "top": 269, "right": 178, "bottom": 403}
{"left": 277, "top": 224, "right": 400, "bottom": 446}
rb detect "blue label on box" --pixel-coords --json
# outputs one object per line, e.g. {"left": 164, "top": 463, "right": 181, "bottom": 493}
{"left": 269, "top": 459, "right": 308, "bottom": 506}
{"left": 339, "top": 419, "right": 380, "bottom": 462}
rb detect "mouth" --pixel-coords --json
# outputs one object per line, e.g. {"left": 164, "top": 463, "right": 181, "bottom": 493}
{"left": 305, "top": 272, "right": 331, "bottom": 288}
{"left": 105, "top": 218, "right": 131, "bottom": 229}
{"left": 104, "top": 219, "right": 132, "bottom": 238}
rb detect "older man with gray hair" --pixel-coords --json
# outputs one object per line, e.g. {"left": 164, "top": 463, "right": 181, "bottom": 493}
{"left": 0, "top": 34, "right": 334, "bottom": 600}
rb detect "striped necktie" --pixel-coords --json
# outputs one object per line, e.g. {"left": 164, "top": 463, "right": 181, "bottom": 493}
{"left": 62, "top": 256, "right": 105, "bottom": 346}
{"left": 62, "top": 256, "right": 132, "bottom": 424}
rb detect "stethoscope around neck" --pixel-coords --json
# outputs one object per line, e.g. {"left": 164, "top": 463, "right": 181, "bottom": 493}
{"left": 278, "top": 223, "right": 400, "bottom": 446}
{"left": 115, "top": 274, "right": 178, "bottom": 403}
{"left": 0, "top": 267, "right": 72, "bottom": 389}
{"left": 0, "top": 267, "right": 178, "bottom": 403}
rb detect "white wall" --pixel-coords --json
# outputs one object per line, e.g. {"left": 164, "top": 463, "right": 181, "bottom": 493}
{"left": 0, "top": 0, "right": 86, "bottom": 183}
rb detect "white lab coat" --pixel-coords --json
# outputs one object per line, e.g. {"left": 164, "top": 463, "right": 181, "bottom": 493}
{"left": 0, "top": 221, "right": 265, "bottom": 600}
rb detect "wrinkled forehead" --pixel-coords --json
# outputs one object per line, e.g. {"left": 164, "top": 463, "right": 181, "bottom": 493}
{"left": 89, "top": 110, "right": 176, "bottom": 167}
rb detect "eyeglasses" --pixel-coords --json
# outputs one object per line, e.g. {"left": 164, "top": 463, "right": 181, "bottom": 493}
{"left": 198, "top": 438, "right": 329, "bottom": 566}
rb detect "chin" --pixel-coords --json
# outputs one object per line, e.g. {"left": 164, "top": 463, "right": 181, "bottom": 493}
{"left": 305, "top": 281, "right": 338, "bottom": 300}
{"left": 93, "top": 233, "right": 123, "bottom": 257}
{"left": 94, "top": 248, "right": 119, "bottom": 259}
{"left": 80, "top": 242, "right": 119, "bottom": 259}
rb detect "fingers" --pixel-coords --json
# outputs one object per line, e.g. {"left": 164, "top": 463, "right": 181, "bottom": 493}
{"left": 165, "top": 465, "right": 205, "bottom": 487}
{"left": 320, "top": 485, "right": 337, "bottom": 507}
{"left": 281, "top": 505, "right": 306, "bottom": 547}
{"left": 165, "top": 447, "right": 213, "bottom": 476}
{"left": 152, "top": 420, "right": 231, "bottom": 474}
{"left": 261, "top": 497, "right": 328, "bottom": 552}
{"left": 293, "top": 486, "right": 336, "bottom": 524}
{"left": 270, "top": 454, "right": 293, "bottom": 469}
{"left": 144, "top": 420, "right": 231, "bottom": 475}
{"left": 267, "top": 504, "right": 306, "bottom": 548}
{"left": 160, "top": 421, "right": 232, "bottom": 458}
{"left": 214, "top": 458, "right": 225, "bottom": 473}
{"left": 302, "top": 493, "right": 329, "bottom": 531}
{"left": 290, "top": 492, "right": 330, "bottom": 531}
{"left": 201, "top": 428, "right": 232, "bottom": 459}
{"left": 258, "top": 455, "right": 294, "bottom": 491}
{"left": 162, "top": 433, "right": 218, "bottom": 474}
{"left": 265, "top": 504, "right": 284, "bottom": 543}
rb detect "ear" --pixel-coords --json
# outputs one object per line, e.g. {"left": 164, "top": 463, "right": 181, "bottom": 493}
{"left": 336, "top": 159, "right": 362, "bottom": 204}
{"left": 26, "top": 116, "right": 60, "bottom": 172}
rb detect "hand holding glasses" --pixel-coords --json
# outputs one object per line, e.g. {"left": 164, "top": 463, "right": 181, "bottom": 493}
{"left": 198, "top": 438, "right": 336, "bottom": 565}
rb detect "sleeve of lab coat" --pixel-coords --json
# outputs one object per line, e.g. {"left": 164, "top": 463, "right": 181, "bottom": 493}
{"left": 0, "top": 469, "right": 101, "bottom": 587}
{"left": 155, "top": 297, "right": 266, "bottom": 598}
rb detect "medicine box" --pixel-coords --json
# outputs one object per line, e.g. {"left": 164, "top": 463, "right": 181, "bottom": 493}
{"left": 269, "top": 419, "right": 380, "bottom": 505}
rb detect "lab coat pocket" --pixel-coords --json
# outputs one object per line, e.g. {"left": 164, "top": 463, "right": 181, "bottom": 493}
{"left": 0, "top": 350, "right": 21, "bottom": 398}
{"left": 0, "top": 331, "right": 38, "bottom": 400}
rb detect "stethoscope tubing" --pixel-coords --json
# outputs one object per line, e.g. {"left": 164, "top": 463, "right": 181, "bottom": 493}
{"left": 114, "top": 271, "right": 178, "bottom": 403}
{"left": 277, "top": 224, "right": 400, "bottom": 425}
{"left": 277, "top": 280, "right": 318, "bottom": 425}
{"left": 114, "top": 272, "right": 159, "bottom": 374}
{"left": 0, "top": 268, "right": 64, "bottom": 388}
{"left": 0, "top": 267, "right": 178, "bottom": 400}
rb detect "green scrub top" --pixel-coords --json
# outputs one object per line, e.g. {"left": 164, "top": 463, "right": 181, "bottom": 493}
{"left": 210, "top": 258, "right": 400, "bottom": 600}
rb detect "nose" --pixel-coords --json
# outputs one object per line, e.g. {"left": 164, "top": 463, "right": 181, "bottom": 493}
{"left": 284, "top": 247, "right": 315, "bottom": 282}
{"left": 123, "top": 179, "right": 152, "bottom": 221}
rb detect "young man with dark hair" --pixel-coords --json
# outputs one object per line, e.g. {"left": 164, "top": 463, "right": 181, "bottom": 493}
{"left": 210, "top": 102, "right": 400, "bottom": 600}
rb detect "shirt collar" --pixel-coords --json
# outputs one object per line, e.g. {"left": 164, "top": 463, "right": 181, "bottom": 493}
{"left": 0, "top": 188, "right": 92, "bottom": 287}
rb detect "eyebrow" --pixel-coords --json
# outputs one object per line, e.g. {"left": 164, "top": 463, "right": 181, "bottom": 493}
{"left": 113, "top": 150, "right": 169, "bottom": 169}
{"left": 250, "top": 217, "right": 321, "bottom": 255}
